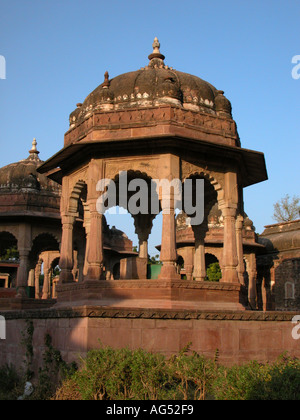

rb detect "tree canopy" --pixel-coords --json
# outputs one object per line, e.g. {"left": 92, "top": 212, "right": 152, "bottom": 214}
{"left": 273, "top": 194, "right": 300, "bottom": 223}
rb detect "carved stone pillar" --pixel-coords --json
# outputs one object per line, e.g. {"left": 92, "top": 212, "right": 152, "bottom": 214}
{"left": 86, "top": 211, "right": 103, "bottom": 281}
{"left": 16, "top": 250, "right": 30, "bottom": 298}
{"left": 134, "top": 214, "right": 153, "bottom": 260}
{"left": 236, "top": 215, "right": 246, "bottom": 285}
{"left": 35, "top": 259, "right": 42, "bottom": 299}
{"left": 193, "top": 238, "right": 206, "bottom": 281}
{"left": 77, "top": 253, "right": 84, "bottom": 282}
{"left": 158, "top": 190, "right": 180, "bottom": 281}
{"left": 184, "top": 247, "right": 194, "bottom": 281}
{"left": 192, "top": 222, "right": 207, "bottom": 281}
{"left": 248, "top": 252, "right": 257, "bottom": 309}
{"left": 59, "top": 215, "right": 75, "bottom": 284}
{"left": 42, "top": 266, "right": 51, "bottom": 299}
{"left": 221, "top": 206, "right": 239, "bottom": 283}
{"left": 83, "top": 210, "right": 91, "bottom": 277}
{"left": 27, "top": 269, "right": 35, "bottom": 287}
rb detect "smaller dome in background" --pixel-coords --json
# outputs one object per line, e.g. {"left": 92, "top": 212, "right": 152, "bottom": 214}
{"left": 0, "top": 139, "right": 61, "bottom": 194}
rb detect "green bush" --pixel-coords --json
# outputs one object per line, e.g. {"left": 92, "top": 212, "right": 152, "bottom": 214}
{"left": 206, "top": 262, "right": 222, "bottom": 282}
{"left": 66, "top": 347, "right": 176, "bottom": 400}
{"left": 2, "top": 344, "right": 299, "bottom": 400}
{"left": 248, "top": 355, "right": 300, "bottom": 400}
{"left": 169, "top": 347, "right": 218, "bottom": 400}
{"left": 0, "top": 364, "right": 23, "bottom": 400}
{"left": 212, "top": 354, "right": 300, "bottom": 400}
{"left": 54, "top": 345, "right": 219, "bottom": 400}
{"left": 212, "top": 361, "right": 268, "bottom": 400}
{"left": 54, "top": 348, "right": 300, "bottom": 401}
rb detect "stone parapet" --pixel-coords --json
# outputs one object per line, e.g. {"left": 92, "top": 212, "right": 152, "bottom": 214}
{"left": 64, "top": 105, "right": 238, "bottom": 147}
{"left": 54, "top": 279, "right": 246, "bottom": 312}
{"left": 0, "top": 305, "right": 299, "bottom": 372}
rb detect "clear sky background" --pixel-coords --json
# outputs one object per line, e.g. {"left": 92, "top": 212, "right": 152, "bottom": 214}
{"left": 0, "top": 0, "right": 299, "bottom": 256}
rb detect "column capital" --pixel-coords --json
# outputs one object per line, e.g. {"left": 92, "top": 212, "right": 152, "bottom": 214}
{"left": 236, "top": 214, "right": 244, "bottom": 230}
{"left": 61, "top": 214, "right": 76, "bottom": 226}
{"left": 221, "top": 206, "right": 237, "bottom": 218}
{"left": 18, "top": 248, "right": 30, "bottom": 258}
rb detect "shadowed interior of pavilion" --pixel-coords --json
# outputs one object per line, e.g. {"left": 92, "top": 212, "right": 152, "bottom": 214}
{"left": 54, "top": 172, "right": 248, "bottom": 311}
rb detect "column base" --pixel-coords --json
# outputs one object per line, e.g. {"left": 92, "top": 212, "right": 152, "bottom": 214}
{"left": 59, "top": 269, "right": 74, "bottom": 284}
{"left": 85, "top": 265, "right": 104, "bottom": 282}
{"left": 158, "top": 263, "right": 181, "bottom": 281}
{"left": 221, "top": 267, "right": 239, "bottom": 284}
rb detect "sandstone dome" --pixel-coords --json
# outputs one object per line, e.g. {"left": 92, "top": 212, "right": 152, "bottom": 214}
{"left": 69, "top": 38, "right": 232, "bottom": 128}
{"left": 0, "top": 139, "right": 60, "bottom": 194}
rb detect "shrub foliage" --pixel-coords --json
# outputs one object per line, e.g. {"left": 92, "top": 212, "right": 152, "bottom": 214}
{"left": 53, "top": 347, "right": 300, "bottom": 401}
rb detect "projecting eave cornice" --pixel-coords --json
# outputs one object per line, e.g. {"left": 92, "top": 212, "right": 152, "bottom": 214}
{"left": 37, "top": 135, "right": 268, "bottom": 188}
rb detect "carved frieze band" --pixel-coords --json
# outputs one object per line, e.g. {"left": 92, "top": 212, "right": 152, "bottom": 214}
{"left": 65, "top": 106, "right": 237, "bottom": 145}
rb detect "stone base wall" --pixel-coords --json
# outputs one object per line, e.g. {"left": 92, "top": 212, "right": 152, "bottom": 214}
{"left": 0, "top": 307, "right": 300, "bottom": 375}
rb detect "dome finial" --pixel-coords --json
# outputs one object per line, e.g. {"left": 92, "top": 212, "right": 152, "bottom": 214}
{"left": 102, "top": 71, "right": 110, "bottom": 88}
{"left": 148, "top": 37, "right": 165, "bottom": 61}
{"left": 28, "top": 138, "right": 40, "bottom": 160}
{"left": 31, "top": 138, "right": 37, "bottom": 152}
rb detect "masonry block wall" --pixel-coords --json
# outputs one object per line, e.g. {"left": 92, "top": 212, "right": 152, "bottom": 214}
{"left": 0, "top": 308, "right": 300, "bottom": 375}
{"left": 275, "top": 258, "right": 300, "bottom": 311}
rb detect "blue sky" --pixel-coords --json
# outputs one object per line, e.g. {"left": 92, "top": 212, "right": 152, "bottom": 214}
{"left": 0, "top": 0, "right": 299, "bottom": 256}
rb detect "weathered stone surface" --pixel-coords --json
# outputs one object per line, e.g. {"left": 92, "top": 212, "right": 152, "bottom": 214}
{"left": 0, "top": 306, "right": 299, "bottom": 372}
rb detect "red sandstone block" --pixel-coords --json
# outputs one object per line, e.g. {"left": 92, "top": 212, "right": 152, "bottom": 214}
{"left": 282, "top": 323, "right": 300, "bottom": 351}
{"left": 65, "top": 327, "right": 87, "bottom": 352}
{"left": 110, "top": 318, "right": 133, "bottom": 329}
{"left": 35, "top": 319, "right": 46, "bottom": 328}
{"left": 53, "top": 328, "right": 67, "bottom": 350}
{"left": 5, "top": 320, "right": 23, "bottom": 343}
{"left": 69, "top": 318, "right": 88, "bottom": 329}
{"left": 58, "top": 318, "right": 70, "bottom": 329}
{"left": 258, "top": 328, "right": 282, "bottom": 350}
{"left": 180, "top": 329, "right": 221, "bottom": 352}
{"left": 192, "top": 320, "right": 220, "bottom": 330}
{"left": 220, "top": 328, "right": 239, "bottom": 352}
{"left": 88, "top": 318, "right": 111, "bottom": 328}
{"left": 33, "top": 327, "right": 47, "bottom": 347}
{"left": 239, "top": 329, "right": 260, "bottom": 351}
{"left": 132, "top": 319, "right": 156, "bottom": 329}
{"left": 87, "top": 327, "right": 142, "bottom": 350}
{"left": 45, "top": 318, "right": 59, "bottom": 332}
{"left": 156, "top": 319, "right": 193, "bottom": 330}
{"left": 141, "top": 329, "right": 181, "bottom": 353}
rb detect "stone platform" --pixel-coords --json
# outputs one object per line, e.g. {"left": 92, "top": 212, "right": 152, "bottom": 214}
{"left": 55, "top": 279, "right": 247, "bottom": 312}
{"left": 1, "top": 280, "right": 299, "bottom": 373}
{"left": 0, "top": 304, "right": 299, "bottom": 373}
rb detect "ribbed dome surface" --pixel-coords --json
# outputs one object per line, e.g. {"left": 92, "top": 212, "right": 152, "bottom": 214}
{"left": 0, "top": 140, "right": 60, "bottom": 194}
{"left": 258, "top": 220, "right": 300, "bottom": 252}
{"left": 69, "top": 38, "right": 232, "bottom": 127}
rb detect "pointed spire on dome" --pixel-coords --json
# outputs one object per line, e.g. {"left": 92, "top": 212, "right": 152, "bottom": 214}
{"left": 102, "top": 71, "right": 110, "bottom": 88}
{"left": 27, "top": 138, "right": 41, "bottom": 161}
{"left": 148, "top": 37, "right": 165, "bottom": 62}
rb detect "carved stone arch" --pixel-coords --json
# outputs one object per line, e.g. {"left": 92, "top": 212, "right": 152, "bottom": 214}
{"left": 111, "top": 168, "right": 155, "bottom": 184}
{"left": 182, "top": 169, "right": 224, "bottom": 203}
{"left": 0, "top": 230, "right": 19, "bottom": 262}
{"left": 0, "top": 228, "right": 19, "bottom": 245}
{"left": 108, "top": 169, "right": 160, "bottom": 216}
{"left": 31, "top": 231, "right": 60, "bottom": 246}
{"left": 68, "top": 179, "right": 88, "bottom": 215}
{"left": 29, "top": 233, "right": 60, "bottom": 270}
